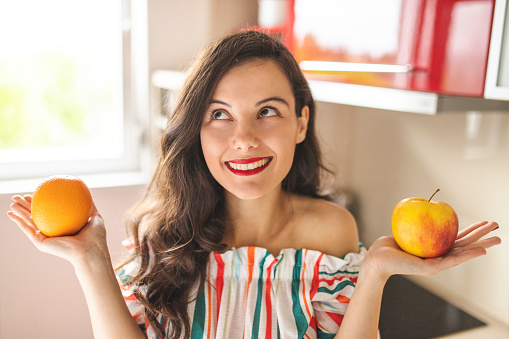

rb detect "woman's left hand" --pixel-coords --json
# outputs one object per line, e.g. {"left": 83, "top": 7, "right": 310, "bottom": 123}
{"left": 362, "top": 221, "right": 501, "bottom": 282}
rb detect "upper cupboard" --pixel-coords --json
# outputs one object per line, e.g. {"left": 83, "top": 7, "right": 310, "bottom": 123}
{"left": 259, "top": 0, "right": 509, "bottom": 101}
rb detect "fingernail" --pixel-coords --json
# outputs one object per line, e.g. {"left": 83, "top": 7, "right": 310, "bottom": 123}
{"left": 493, "top": 226, "right": 499, "bottom": 231}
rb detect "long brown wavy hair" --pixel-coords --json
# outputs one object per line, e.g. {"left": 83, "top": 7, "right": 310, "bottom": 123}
{"left": 119, "top": 30, "right": 331, "bottom": 338}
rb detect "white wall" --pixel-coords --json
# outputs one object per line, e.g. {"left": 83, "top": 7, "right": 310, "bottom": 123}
{"left": 147, "top": 0, "right": 257, "bottom": 73}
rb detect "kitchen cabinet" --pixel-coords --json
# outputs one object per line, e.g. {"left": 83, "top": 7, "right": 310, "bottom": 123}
{"left": 291, "top": 0, "right": 496, "bottom": 97}
{"left": 485, "top": 0, "right": 509, "bottom": 100}
{"left": 151, "top": 0, "right": 509, "bottom": 115}
{"left": 256, "top": 0, "right": 509, "bottom": 113}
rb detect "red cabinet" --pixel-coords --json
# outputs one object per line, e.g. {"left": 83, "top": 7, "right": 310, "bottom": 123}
{"left": 268, "top": 0, "right": 496, "bottom": 98}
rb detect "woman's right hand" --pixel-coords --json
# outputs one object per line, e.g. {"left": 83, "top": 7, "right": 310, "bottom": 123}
{"left": 7, "top": 194, "right": 110, "bottom": 267}
{"left": 8, "top": 195, "right": 147, "bottom": 338}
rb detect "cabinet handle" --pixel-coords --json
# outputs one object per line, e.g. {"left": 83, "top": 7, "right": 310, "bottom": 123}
{"left": 300, "top": 61, "right": 413, "bottom": 73}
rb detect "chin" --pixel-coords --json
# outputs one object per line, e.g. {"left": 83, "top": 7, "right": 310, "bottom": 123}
{"left": 228, "top": 189, "right": 266, "bottom": 201}
{"left": 224, "top": 182, "right": 280, "bottom": 201}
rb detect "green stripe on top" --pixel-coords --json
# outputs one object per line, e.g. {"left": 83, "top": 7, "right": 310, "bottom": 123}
{"left": 274, "top": 252, "right": 283, "bottom": 299}
{"left": 191, "top": 284, "right": 206, "bottom": 339}
{"left": 317, "top": 279, "right": 355, "bottom": 295}
{"left": 292, "top": 249, "right": 308, "bottom": 338}
{"left": 252, "top": 251, "right": 270, "bottom": 338}
{"left": 317, "top": 327, "right": 336, "bottom": 338}
{"left": 318, "top": 268, "right": 360, "bottom": 276}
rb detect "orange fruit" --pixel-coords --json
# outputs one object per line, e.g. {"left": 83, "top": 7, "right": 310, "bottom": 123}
{"left": 31, "top": 175, "right": 93, "bottom": 237}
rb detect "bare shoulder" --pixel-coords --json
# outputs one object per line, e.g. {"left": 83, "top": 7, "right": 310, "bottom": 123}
{"left": 291, "top": 195, "right": 360, "bottom": 258}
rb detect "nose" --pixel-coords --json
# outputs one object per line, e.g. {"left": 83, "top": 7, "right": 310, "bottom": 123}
{"left": 232, "top": 121, "right": 259, "bottom": 152}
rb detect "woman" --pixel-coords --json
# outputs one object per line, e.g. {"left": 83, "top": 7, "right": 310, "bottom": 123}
{"left": 8, "top": 31, "right": 501, "bottom": 339}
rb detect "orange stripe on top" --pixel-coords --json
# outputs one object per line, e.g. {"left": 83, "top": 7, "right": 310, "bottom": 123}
{"left": 310, "top": 253, "right": 324, "bottom": 300}
{"left": 301, "top": 249, "right": 312, "bottom": 320}
{"left": 213, "top": 252, "right": 225, "bottom": 325}
{"left": 247, "top": 246, "right": 255, "bottom": 287}
{"left": 336, "top": 295, "right": 351, "bottom": 303}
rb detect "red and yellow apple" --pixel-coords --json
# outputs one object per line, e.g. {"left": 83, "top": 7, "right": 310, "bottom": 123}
{"left": 391, "top": 190, "right": 459, "bottom": 258}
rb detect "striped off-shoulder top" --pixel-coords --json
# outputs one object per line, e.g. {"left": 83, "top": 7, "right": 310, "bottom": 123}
{"left": 116, "top": 240, "right": 366, "bottom": 339}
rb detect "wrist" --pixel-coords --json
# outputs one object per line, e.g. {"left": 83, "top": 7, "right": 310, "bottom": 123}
{"left": 73, "top": 246, "right": 113, "bottom": 279}
{"left": 358, "top": 257, "right": 391, "bottom": 290}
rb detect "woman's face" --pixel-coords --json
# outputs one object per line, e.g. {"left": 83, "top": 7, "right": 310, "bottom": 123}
{"left": 200, "top": 59, "right": 309, "bottom": 200}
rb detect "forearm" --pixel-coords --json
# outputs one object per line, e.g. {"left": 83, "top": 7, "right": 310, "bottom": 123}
{"left": 74, "top": 250, "right": 146, "bottom": 339}
{"left": 334, "top": 268, "right": 388, "bottom": 339}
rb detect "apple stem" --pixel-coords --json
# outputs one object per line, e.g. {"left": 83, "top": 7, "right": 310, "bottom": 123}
{"left": 428, "top": 189, "right": 440, "bottom": 202}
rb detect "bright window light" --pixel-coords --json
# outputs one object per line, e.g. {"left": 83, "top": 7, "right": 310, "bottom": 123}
{"left": 0, "top": 0, "right": 145, "bottom": 181}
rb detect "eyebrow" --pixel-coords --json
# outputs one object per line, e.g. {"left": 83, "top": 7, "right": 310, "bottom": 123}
{"left": 256, "top": 97, "right": 290, "bottom": 107}
{"left": 209, "top": 97, "right": 290, "bottom": 108}
{"left": 209, "top": 99, "right": 231, "bottom": 107}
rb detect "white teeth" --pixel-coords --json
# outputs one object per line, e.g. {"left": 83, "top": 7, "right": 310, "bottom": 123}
{"left": 228, "top": 158, "right": 270, "bottom": 171}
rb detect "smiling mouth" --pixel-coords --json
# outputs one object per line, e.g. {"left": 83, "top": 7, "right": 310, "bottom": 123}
{"left": 226, "top": 157, "right": 272, "bottom": 176}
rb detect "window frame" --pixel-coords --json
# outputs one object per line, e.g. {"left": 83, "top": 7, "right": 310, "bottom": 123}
{"left": 0, "top": 0, "right": 150, "bottom": 182}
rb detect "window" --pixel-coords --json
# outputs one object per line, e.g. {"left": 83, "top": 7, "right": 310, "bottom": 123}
{"left": 0, "top": 0, "right": 149, "bottom": 181}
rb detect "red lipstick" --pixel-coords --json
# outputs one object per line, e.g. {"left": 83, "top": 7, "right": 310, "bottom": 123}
{"left": 225, "top": 157, "right": 272, "bottom": 176}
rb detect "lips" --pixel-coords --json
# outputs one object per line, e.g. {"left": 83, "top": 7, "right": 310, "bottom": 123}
{"left": 226, "top": 157, "right": 272, "bottom": 176}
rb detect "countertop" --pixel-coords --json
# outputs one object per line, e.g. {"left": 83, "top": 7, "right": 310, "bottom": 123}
{"left": 379, "top": 275, "right": 508, "bottom": 339}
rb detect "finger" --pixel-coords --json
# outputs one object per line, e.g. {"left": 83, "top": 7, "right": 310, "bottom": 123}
{"left": 9, "top": 202, "right": 35, "bottom": 228}
{"left": 82, "top": 213, "right": 106, "bottom": 237}
{"left": 474, "top": 236, "right": 502, "bottom": 250}
{"left": 85, "top": 204, "right": 102, "bottom": 227}
{"left": 410, "top": 234, "right": 501, "bottom": 276}
{"left": 456, "top": 221, "right": 490, "bottom": 240}
{"left": 450, "top": 236, "right": 501, "bottom": 256}
{"left": 6, "top": 210, "right": 41, "bottom": 240}
{"left": 454, "top": 221, "right": 499, "bottom": 248}
{"left": 90, "top": 203, "right": 100, "bottom": 217}
{"left": 442, "top": 247, "right": 488, "bottom": 269}
{"left": 445, "top": 237, "right": 502, "bottom": 266}
{"left": 421, "top": 246, "right": 488, "bottom": 275}
{"left": 11, "top": 195, "right": 32, "bottom": 213}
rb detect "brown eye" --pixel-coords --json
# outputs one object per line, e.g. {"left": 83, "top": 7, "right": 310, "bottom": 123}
{"left": 212, "top": 110, "right": 228, "bottom": 120}
{"left": 259, "top": 107, "right": 278, "bottom": 118}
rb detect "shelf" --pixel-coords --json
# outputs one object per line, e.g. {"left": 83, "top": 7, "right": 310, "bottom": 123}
{"left": 152, "top": 70, "right": 509, "bottom": 115}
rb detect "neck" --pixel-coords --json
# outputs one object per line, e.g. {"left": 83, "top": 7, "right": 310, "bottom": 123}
{"left": 223, "top": 187, "right": 294, "bottom": 248}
